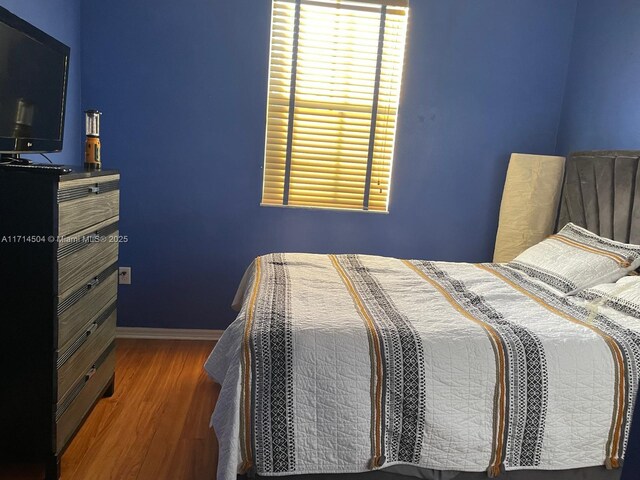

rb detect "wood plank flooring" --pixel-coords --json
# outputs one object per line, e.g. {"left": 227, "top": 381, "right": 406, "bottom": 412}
{"left": 0, "top": 339, "right": 220, "bottom": 480}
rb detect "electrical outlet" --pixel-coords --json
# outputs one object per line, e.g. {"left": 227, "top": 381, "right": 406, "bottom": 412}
{"left": 119, "top": 267, "right": 131, "bottom": 285}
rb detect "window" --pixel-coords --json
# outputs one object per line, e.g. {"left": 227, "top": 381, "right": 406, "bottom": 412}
{"left": 261, "top": 0, "right": 409, "bottom": 212}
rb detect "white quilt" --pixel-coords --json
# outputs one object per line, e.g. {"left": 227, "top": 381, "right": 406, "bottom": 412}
{"left": 205, "top": 253, "right": 640, "bottom": 480}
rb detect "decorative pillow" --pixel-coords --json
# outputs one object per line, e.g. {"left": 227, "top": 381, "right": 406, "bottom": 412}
{"left": 577, "top": 276, "right": 640, "bottom": 318}
{"left": 507, "top": 223, "right": 640, "bottom": 295}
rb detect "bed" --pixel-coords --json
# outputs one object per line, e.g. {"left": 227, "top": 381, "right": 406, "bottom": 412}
{"left": 205, "top": 151, "right": 640, "bottom": 480}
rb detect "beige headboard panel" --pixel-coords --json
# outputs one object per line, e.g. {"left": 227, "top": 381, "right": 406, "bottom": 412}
{"left": 493, "top": 153, "right": 566, "bottom": 263}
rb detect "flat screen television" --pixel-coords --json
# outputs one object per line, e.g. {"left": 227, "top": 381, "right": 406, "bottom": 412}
{"left": 0, "top": 6, "right": 70, "bottom": 155}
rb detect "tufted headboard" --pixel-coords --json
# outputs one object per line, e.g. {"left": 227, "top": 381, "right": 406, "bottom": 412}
{"left": 556, "top": 150, "right": 640, "bottom": 244}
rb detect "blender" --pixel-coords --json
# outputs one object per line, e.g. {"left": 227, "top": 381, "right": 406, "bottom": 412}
{"left": 85, "top": 110, "right": 102, "bottom": 169}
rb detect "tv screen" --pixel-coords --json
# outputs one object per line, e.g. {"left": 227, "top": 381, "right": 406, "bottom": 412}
{"left": 0, "top": 7, "right": 70, "bottom": 154}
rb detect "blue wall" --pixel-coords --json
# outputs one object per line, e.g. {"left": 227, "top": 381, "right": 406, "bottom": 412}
{"left": 3, "top": 1, "right": 639, "bottom": 475}
{"left": 80, "top": 0, "right": 577, "bottom": 330}
{"left": 555, "top": 1, "right": 640, "bottom": 476}
{"left": 0, "top": 0, "right": 83, "bottom": 165}
{"left": 556, "top": 0, "right": 640, "bottom": 154}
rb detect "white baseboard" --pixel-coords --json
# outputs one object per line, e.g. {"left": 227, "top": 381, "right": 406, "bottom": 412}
{"left": 116, "top": 327, "right": 223, "bottom": 341}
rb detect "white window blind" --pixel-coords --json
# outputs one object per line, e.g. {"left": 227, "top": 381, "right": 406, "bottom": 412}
{"left": 262, "top": 0, "right": 409, "bottom": 212}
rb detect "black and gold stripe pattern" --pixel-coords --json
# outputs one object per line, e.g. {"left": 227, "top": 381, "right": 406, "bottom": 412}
{"left": 483, "top": 263, "right": 640, "bottom": 468}
{"left": 405, "top": 261, "right": 549, "bottom": 475}
{"left": 240, "top": 254, "right": 296, "bottom": 474}
{"left": 331, "top": 254, "right": 426, "bottom": 468}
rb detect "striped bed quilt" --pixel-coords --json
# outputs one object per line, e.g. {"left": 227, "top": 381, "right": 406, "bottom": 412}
{"left": 205, "top": 253, "right": 640, "bottom": 480}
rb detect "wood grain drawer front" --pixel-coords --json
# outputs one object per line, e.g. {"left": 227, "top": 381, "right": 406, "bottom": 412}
{"left": 57, "top": 219, "right": 119, "bottom": 297}
{"left": 57, "top": 264, "right": 118, "bottom": 350}
{"left": 56, "top": 344, "right": 115, "bottom": 454}
{"left": 57, "top": 307, "right": 116, "bottom": 402}
{"left": 58, "top": 174, "right": 120, "bottom": 202}
{"left": 58, "top": 176, "right": 119, "bottom": 237}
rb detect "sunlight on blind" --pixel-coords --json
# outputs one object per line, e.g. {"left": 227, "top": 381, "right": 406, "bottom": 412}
{"left": 262, "top": 0, "right": 409, "bottom": 212}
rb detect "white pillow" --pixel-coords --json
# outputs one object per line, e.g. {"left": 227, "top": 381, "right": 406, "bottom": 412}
{"left": 507, "top": 223, "right": 640, "bottom": 295}
{"left": 577, "top": 276, "right": 640, "bottom": 319}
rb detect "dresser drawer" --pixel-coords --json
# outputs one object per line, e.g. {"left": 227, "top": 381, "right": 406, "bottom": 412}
{"left": 56, "top": 344, "right": 115, "bottom": 454}
{"left": 57, "top": 264, "right": 118, "bottom": 350}
{"left": 57, "top": 218, "right": 119, "bottom": 297}
{"left": 58, "top": 175, "right": 119, "bottom": 237}
{"left": 57, "top": 304, "right": 116, "bottom": 402}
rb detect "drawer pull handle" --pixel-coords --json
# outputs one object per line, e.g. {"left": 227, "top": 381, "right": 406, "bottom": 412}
{"left": 85, "top": 366, "right": 97, "bottom": 381}
{"left": 87, "top": 278, "right": 99, "bottom": 290}
{"left": 88, "top": 185, "right": 100, "bottom": 194}
{"left": 86, "top": 323, "right": 98, "bottom": 336}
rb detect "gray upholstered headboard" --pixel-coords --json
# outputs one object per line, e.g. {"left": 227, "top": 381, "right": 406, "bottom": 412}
{"left": 556, "top": 150, "right": 640, "bottom": 245}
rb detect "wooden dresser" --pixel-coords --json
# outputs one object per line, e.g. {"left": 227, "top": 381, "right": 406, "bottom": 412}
{"left": 0, "top": 167, "right": 120, "bottom": 479}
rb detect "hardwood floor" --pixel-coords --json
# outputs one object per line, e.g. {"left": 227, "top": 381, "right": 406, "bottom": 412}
{"left": 1, "top": 339, "right": 220, "bottom": 480}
